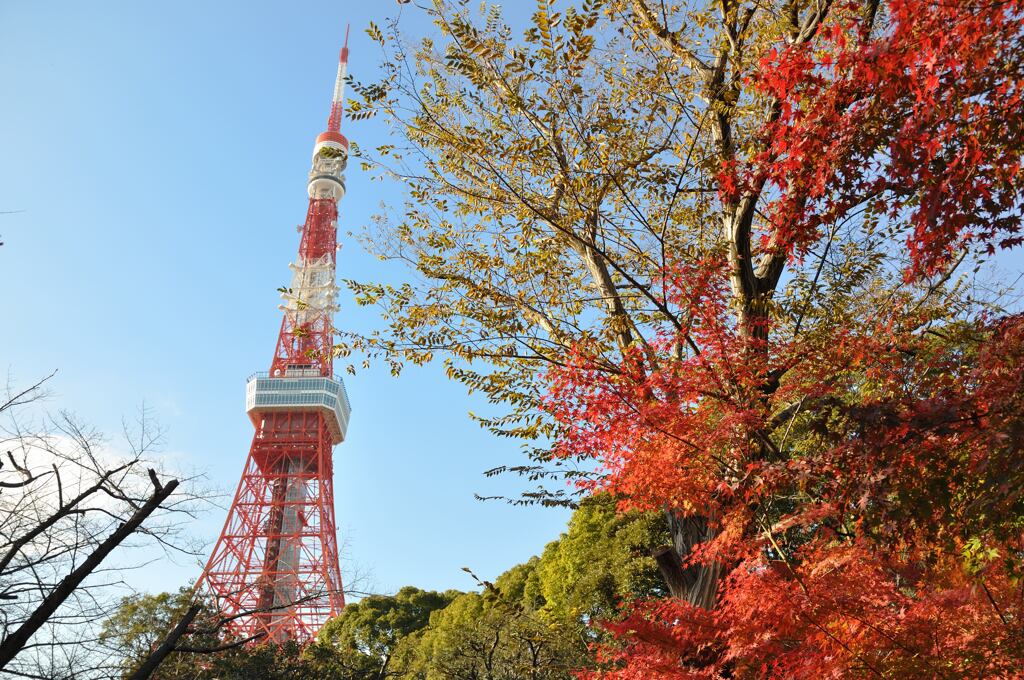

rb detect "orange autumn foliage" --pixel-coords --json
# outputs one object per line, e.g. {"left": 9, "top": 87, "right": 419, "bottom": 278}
{"left": 543, "top": 0, "right": 1024, "bottom": 676}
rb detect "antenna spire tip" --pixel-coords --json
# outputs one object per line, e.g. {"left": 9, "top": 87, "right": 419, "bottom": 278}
{"left": 340, "top": 23, "right": 351, "bottom": 63}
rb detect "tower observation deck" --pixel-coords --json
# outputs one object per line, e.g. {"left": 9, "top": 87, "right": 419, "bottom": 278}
{"left": 198, "top": 27, "right": 354, "bottom": 643}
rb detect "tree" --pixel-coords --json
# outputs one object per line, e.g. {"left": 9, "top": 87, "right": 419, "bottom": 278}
{"left": 345, "top": 0, "right": 1023, "bottom": 676}
{"left": 101, "top": 586, "right": 318, "bottom": 680}
{"left": 343, "top": 0, "right": 702, "bottom": 507}
{"left": 100, "top": 587, "right": 220, "bottom": 680}
{"left": 408, "top": 565, "right": 586, "bottom": 680}
{"left": 193, "top": 641, "right": 309, "bottom": 680}
{"left": 533, "top": 494, "right": 668, "bottom": 626}
{"left": 306, "top": 586, "right": 459, "bottom": 679}
{"left": 0, "top": 375, "right": 203, "bottom": 679}
{"left": 405, "top": 495, "right": 668, "bottom": 678}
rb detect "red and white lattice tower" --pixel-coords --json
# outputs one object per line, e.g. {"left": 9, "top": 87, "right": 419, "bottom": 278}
{"left": 198, "top": 28, "right": 353, "bottom": 643}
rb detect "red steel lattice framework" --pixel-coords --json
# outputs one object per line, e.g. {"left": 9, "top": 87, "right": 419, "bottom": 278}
{"left": 198, "top": 28, "right": 353, "bottom": 643}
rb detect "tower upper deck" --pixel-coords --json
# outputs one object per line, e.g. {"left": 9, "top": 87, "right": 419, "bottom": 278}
{"left": 245, "top": 368, "right": 352, "bottom": 444}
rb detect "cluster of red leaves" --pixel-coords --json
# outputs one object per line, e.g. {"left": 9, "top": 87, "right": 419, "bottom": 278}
{"left": 722, "top": 0, "right": 1024, "bottom": 277}
{"left": 546, "top": 257, "right": 743, "bottom": 514}
{"left": 547, "top": 282, "right": 1024, "bottom": 677}
{"left": 542, "top": 2, "right": 1024, "bottom": 675}
{"left": 593, "top": 549, "right": 1023, "bottom": 679}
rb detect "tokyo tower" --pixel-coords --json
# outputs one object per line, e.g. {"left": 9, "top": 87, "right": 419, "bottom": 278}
{"left": 199, "top": 27, "right": 353, "bottom": 643}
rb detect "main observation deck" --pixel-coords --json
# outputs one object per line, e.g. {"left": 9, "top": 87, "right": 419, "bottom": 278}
{"left": 245, "top": 369, "right": 352, "bottom": 444}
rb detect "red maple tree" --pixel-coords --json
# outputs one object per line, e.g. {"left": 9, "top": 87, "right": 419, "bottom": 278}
{"left": 544, "top": 0, "right": 1024, "bottom": 676}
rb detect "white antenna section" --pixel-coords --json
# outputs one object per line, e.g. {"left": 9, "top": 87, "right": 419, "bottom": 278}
{"left": 331, "top": 52, "right": 348, "bottom": 107}
{"left": 280, "top": 254, "right": 340, "bottom": 325}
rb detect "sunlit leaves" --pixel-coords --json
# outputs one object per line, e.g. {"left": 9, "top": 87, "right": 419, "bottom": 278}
{"left": 339, "top": 1, "right": 1023, "bottom": 673}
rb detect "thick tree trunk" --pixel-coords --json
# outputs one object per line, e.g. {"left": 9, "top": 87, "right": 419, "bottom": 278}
{"left": 129, "top": 604, "right": 200, "bottom": 680}
{"left": 653, "top": 546, "right": 691, "bottom": 598}
{"left": 654, "top": 511, "right": 725, "bottom": 609}
{"left": 0, "top": 473, "right": 178, "bottom": 670}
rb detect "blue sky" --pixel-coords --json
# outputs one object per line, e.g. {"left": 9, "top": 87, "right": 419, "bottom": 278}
{"left": 0, "top": 0, "right": 568, "bottom": 597}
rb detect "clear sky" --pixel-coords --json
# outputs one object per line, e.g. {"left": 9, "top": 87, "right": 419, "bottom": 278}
{"left": 0, "top": 0, "right": 569, "bottom": 598}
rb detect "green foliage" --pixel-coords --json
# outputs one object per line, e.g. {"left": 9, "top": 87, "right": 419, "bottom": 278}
{"left": 305, "top": 586, "right": 459, "bottom": 679}
{"left": 101, "top": 589, "right": 311, "bottom": 680}
{"left": 534, "top": 494, "right": 668, "bottom": 626}
{"left": 206, "top": 642, "right": 309, "bottom": 680}
{"left": 100, "top": 587, "right": 211, "bottom": 679}
{"left": 409, "top": 587, "right": 585, "bottom": 680}
{"left": 321, "top": 493, "right": 668, "bottom": 679}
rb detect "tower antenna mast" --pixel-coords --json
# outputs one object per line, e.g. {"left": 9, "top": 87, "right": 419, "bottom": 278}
{"left": 327, "top": 24, "right": 350, "bottom": 133}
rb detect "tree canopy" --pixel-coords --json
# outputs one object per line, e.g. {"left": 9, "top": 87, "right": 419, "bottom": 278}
{"left": 341, "top": 0, "right": 1024, "bottom": 676}
{"left": 307, "top": 586, "right": 459, "bottom": 679}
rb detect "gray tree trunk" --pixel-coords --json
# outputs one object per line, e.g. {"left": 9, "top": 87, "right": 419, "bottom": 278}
{"left": 653, "top": 511, "right": 724, "bottom": 609}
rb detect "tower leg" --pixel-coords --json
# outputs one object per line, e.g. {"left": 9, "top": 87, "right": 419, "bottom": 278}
{"left": 198, "top": 413, "right": 343, "bottom": 642}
